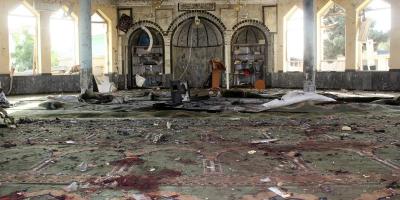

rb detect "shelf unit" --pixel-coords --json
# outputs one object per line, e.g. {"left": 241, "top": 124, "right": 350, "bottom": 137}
{"left": 131, "top": 46, "right": 164, "bottom": 86}
{"left": 232, "top": 43, "right": 265, "bottom": 87}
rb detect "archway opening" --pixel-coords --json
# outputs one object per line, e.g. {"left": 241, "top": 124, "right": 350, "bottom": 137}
{"left": 359, "top": 0, "right": 391, "bottom": 71}
{"left": 285, "top": 7, "right": 304, "bottom": 72}
{"left": 50, "top": 9, "right": 77, "bottom": 74}
{"left": 171, "top": 17, "right": 224, "bottom": 88}
{"left": 231, "top": 26, "right": 267, "bottom": 87}
{"left": 129, "top": 27, "right": 164, "bottom": 87}
{"left": 91, "top": 12, "right": 109, "bottom": 75}
{"left": 319, "top": 3, "right": 346, "bottom": 71}
{"left": 8, "top": 4, "right": 37, "bottom": 75}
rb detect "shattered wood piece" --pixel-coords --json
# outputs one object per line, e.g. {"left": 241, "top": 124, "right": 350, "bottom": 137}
{"left": 250, "top": 139, "right": 278, "bottom": 144}
{"left": 63, "top": 182, "right": 79, "bottom": 192}
{"left": 260, "top": 177, "right": 271, "bottom": 183}
{"left": 166, "top": 121, "right": 172, "bottom": 129}
{"left": 131, "top": 193, "right": 152, "bottom": 200}
{"left": 202, "top": 159, "right": 223, "bottom": 175}
{"left": 78, "top": 162, "right": 88, "bottom": 172}
{"left": 268, "top": 187, "right": 291, "bottom": 198}
{"left": 65, "top": 140, "right": 76, "bottom": 144}
{"left": 248, "top": 150, "right": 257, "bottom": 154}
{"left": 152, "top": 133, "right": 167, "bottom": 144}
{"left": 341, "top": 126, "right": 352, "bottom": 131}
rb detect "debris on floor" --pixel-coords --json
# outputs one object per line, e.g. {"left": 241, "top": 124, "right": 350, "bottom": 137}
{"left": 0, "top": 106, "right": 15, "bottom": 128}
{"left": 39, "top": 100, "right": 65, "bottom": 110}
{"left": 262, "top": 91, "right": 336, "bottom": 110}
{"left": 2, "top": 89, "right": 400, "bottom": 199}
{"left": 78, "top": 90, "right": 114, "bottom": 104}
{"left": 0, "top": 89, "right": 10, "bottom": 108}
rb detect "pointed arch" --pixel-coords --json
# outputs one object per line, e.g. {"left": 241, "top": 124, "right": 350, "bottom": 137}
{"left": 317, "top": 1, "right": 346, "bottom": 71}
{"left": 284, "top": 5, "right": 304, "bottom": 72}
{"left": 357, "top": 0, "right": 391, "bottom": 71}
{"left": 231, "top": 20, "right": 272, "bottom": 86}
{"left": 167, "top": 11, "right": 226, "bottom": 35}
{"left": 91, "top": 11, "right": 110, "bottom": 75}
{"left": 8, "top": 2, "right": 38, "bottom": 75}
{"left": 50, "top": 8, "right": 78, "bottom": 73}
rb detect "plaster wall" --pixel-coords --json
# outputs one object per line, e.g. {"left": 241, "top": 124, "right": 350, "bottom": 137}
{"left": 0, "top": 0, "right": 118, "bottom": 76}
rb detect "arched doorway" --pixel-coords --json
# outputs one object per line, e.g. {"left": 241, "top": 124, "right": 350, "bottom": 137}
{"left": 8, "top": 4, "right": 37, "bottom": 75}
{"left": 285, "top": 7, "right": 304, "bottom": 72}
{"left": 171, "top": 16, "right": 224, "bottom": 88}
{"left": 91, "top": 12, "right": 109, "bottom": 75}
{"left": 358, "top": 0, "right": 391, "bottom": 71}
{"left": 50, "top": 8, "right": 78, "bottom": 74}
{"left": 318, "top": 2, "right": 346, "bottom": 72}
{"left": 231, "top": 25, "right": 268, "bottom": 87}
{"left": 128, "top": 26, "right": 164, "bottom": 87}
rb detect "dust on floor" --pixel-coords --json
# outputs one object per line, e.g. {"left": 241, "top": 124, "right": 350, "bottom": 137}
{"left": 0, "top": 89, "right": 399, "bottom": 200}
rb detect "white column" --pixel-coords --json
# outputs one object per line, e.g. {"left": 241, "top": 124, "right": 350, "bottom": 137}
{"left": 0, "top": 2, "right": 10, "bottom": 75}
{"left": 38, "top": 11, "right": 52, "bottom": 74}
{"left": 164, "top": 36, "right": 171, "bottom": 74}
{"left": 390, "top": 1, "right": 400, "bottom": 70}
{"left": 345, "top": 9, "right": 358, "bottom": 71}
{"left": 224, "top": 31, "right": 232, "bottom": 90}
{"left": 79, "top": 0, "right": 93, "bottom": 93}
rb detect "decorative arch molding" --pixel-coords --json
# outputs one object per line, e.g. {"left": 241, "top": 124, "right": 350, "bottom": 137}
{"left": 92, "top": 9, "right": 111, "bottom": 24}
{"left": 232, "top": 19, "right": 271, "bottom": 45}
{"left": 125, "top": 20, "right": 165, "bottom": 40}
{"left": 231, "top": 19, "right": 275, "bottom": 73}
{"left": 166, "top": 11, "right": 226, "bottom": 35}
{"left": 123, "top": 20, "right": 166, "bottom": 88}
{"left": 357, "top": 0, "right": 391, "bottom": 11}
{"left": 9, "top": 1, "right": 39, "bottom": 17}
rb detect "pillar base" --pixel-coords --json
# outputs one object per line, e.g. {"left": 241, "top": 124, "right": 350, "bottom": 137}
{"left": 303, "top": 80, "right": 316, "bottom": 92}
{"left": 80, "top": 68, "right": 93, "bottom": 94}
{"left": 345, "top": 69, "right": 356, "bottom": 72}
{"left": 389, "top": 69, "right": 400, "bottom": 72}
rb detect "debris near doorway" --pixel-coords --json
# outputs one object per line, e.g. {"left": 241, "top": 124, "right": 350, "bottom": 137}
{"left": 136, "top": 74, "right": 146, "bottom": 87}
{"left": 170, "top": 81, "right": 190, "bottom": 105}
{"left": 67, "top": 65, "right": 81, "bottom": 75}
{"left": 47, "top": 95, "right": 80, "bottom": 103}
{"left": 0, "top": 107, "right": 15, "bottom": 129}
{"left": 93, "top": 75, "right": 117, "bottom": 93}
{"left": 0, "top": 88, "right": 10, "bottom": 108}
{"left": 262, "top": 91, "right": 336, "bottom": 110}
{"left": 221, "top": 89, "right": 271, "bottom": 99}
{"left": 39, "top": 100, "right": 65, "bottom": 110}
{"left": 79, "top": 90, "right": 114, "bottom": 104}
{"left": 372, "top": 96, "right": 400, "bottom": 106}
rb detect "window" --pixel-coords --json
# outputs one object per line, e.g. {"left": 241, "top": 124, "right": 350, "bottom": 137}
{"left": 285, "top": 8, "right": 304, "bottom": 72}
{"left": 359, "top": 0, "right": 391, "bottom": 71}
{"left": 320, "top": 3, "right": 346, "bottom": 71}
{"left": 91, "top": 12, "right": 109, "bottom": 75}
{"left": 50, "top": 9, "right": 77, "bottom": 74}
{"left": 8, "top": 4, "right": 37, "bottom": 75}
